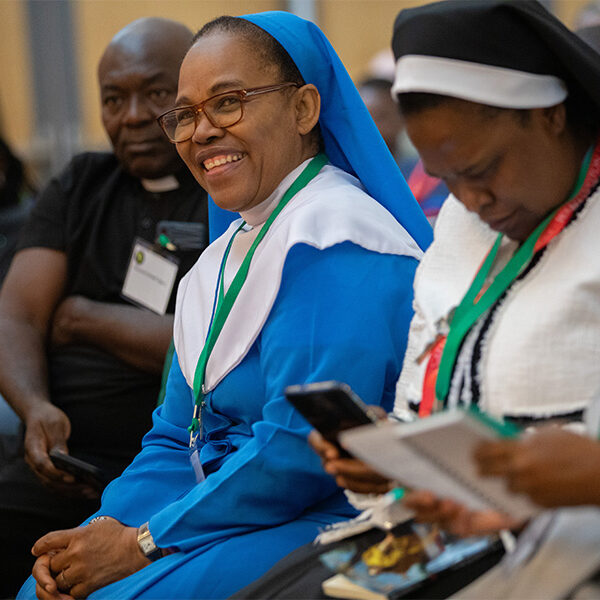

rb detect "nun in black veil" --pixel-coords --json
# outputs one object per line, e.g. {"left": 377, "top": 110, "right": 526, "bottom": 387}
{"left": 235, "top": 2, "right": 600, "bottom": 598}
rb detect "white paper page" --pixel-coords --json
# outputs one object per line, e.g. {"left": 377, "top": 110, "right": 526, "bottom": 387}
{"left": 341, "top": 418, "right": 540, "bottom": 521}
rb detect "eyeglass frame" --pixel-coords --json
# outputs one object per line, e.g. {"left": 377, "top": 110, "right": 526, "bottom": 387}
{"left": 157, "top": 82, "right": 301, "bottom": 143}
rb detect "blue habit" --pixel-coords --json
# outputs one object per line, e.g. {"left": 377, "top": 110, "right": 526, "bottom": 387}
{"left": 19, "top": 244, "right": 417, "bottom": 599}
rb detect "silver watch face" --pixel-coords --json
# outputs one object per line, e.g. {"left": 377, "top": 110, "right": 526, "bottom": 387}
{"left": 139, "top": 537, "right": 156, "bottom": 554}
{"left": 138, "top": 528, "right": 157, "bottom": 556}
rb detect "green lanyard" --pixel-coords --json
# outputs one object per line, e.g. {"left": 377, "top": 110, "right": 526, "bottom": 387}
{"left": 435, "top": 148, "right": 593, "bottom": 405}
{"left": 188, "top": 153, "right": 328, "bottom": 441}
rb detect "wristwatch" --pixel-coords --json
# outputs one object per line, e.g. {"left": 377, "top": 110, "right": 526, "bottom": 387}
{"left": 137, "top": 522, "right": 163, "bottom": 561}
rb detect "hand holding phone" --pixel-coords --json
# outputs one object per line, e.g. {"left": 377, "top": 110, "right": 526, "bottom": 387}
{"left": 49, "top": 449, "right": 108, "bottom": 492}
{"left": 285, "top": 381, "right": 380, "bottom": 456}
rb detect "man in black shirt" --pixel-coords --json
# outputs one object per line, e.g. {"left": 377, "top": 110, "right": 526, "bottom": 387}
{"left": 0, "top": 17, "right": 208, "bottom": 595}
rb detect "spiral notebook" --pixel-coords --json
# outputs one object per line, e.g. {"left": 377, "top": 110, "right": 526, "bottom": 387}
{"left": 339, "top": 409, "right": 540, "bottom": 522}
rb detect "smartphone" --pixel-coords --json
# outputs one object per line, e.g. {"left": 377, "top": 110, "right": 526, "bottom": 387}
{"left": 285, "top": 381, "right": 379, "bottom": 455}
{"left": 49, "top": 449, "right": 108, "bottom": 491}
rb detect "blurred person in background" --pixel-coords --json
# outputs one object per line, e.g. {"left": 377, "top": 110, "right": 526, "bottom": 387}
{"left": 358, "top": 75, "right": 448, "bottom": 222}
{"left": 0, "top": 136, "right": 35, "bottom": 285}
{"left": 577, "top": 24, "right": 600, "bottom": 51}
{"left": 357, "top": 77, "right": 406, "bottom": 163}
{"left": 0, "top": 17, "right": 209, "bottom": 597}
{"left": 0, "top": 137, "right": 34, "bottom": 442}
{"left": 576, "top": 0, "right": 600, "bottom": 54}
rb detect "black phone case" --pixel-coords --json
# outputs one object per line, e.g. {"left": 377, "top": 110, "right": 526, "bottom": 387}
{"left": 284, "top": 381, "right": 377, "bottom": 453}
{"left": 49, "top": 449, "right": 108, "bottom": 490}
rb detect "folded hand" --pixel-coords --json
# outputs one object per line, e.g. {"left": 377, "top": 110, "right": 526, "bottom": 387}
{"left": 31, "top": 517, "right": 149, "bottom": 599}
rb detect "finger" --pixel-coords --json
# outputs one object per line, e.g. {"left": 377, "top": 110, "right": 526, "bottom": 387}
{"left": 48, "top": 444, "right": 77, "bottom": 484}
{"left": 474, "top": 441, "right": 517, "bottom": 475}
{"left": 438, "top": 504, "right": 470, "bottom": 536}
{"left": 406, "top": 505, "right": 446, "bottom": 524}
{"left": 403, "top": 490, "right": 438, "bottom": 510}
{"left": 429, "top": 499, "right": 463, "bottom": 528}
{"left": 49, "top": 439, "right": 70, "bottom": 454}
{"left": 49, "top": 550, "right": 70, "bottom": 574}
{"left": 526, "top": 489, "right": 568, "bottom": 508}
{"left": 23, "top": 457, "right": 59, "bottom": 488}
{"left": 324, "top": 458, "right": 388, "bottom": 481}
{"left": 26, "top": 440, "right": 75, "bottom": 484}
{"left": 35, "top": 581, "right": 63, "bottom": 600}
{"left": 412, "top": 509, "right": 447, "bottom": 524}
{"left": 436, "top": 498, "right": 463, "bottom": 517}
{"left": 506, "top": 472, "right": 554, "bottom": 505}
{"left": 468, "top": 510, "right": 522, "bottom": 535}
{"left": 367, "top": 405, "right": 388, "bottom": 420}
{"left": 405, "top": 494, "right": 462, "bottom": 527}
{"left": 335, "top": 475, "right": 391, "bottom": 494}
{"left": 55, "top": 570, "right": 71, "bottom": 593}
{"left": 69, "top": 582, "right": 89, "bottom": 600}
{"left": 308, "top": 430, "right": 340, "bottom": 460}
{"left": 474, "top": 440, "right": 516, "bottom": 460}
{"left": 330, "top": 458, "right": 387, "bottom": 479}
{"left": 25, "top": 446, "right": 69, "bottom": 483}
{"left": 505, "top": 471, "right": 530, "bottom": 495}
{"left": 32, "top": 554, "right": 59, "bottom": 596}
{"left": 33, "top": 530, "right": 73, "bottom": 557}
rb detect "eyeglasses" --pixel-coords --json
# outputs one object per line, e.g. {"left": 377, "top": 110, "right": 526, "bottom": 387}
{"left": 157, "top": 82, "right": 300, "bottom": 143}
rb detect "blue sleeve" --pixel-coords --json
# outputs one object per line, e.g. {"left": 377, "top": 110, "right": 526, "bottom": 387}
{"left": 97, "top": 243, "right": 417, "bottom": 552}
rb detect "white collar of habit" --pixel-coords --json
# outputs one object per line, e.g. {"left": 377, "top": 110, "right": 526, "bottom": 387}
{"left": 173, "top": 164, "right": 423, "bottom": 393}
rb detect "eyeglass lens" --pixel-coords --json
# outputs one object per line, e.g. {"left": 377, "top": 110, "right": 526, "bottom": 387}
{"left": 162, "top": 93, "right": 243, "bottom": 142}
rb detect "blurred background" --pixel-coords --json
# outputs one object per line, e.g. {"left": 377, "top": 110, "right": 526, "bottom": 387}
{"left": 0, "top": 0, "right": 597, "bottom": 188}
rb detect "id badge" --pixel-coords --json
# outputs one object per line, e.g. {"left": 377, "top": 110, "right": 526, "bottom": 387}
{"left": 121, "top": 238, "right": 179, "bottom": 315}
{"left": 189, "top": 437, "right": 206, "bottom": 484}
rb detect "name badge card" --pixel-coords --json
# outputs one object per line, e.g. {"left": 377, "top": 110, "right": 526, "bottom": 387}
{"left": 121, "top": 238, "right": 179, "bottom": 315}
{"left": 188, "top": 438, "right": 206, "bottom": 484}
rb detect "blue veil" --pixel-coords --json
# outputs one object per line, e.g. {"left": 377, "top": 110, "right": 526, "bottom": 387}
{"left": 207, "top": 10, "right": 432, "bottom": 251}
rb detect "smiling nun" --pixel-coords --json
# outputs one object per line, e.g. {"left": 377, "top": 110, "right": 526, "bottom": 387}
{"left": 18, "top": 11, "right": 431, "bottom": 600}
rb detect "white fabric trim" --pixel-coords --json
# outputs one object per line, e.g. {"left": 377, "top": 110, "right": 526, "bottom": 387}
{"left": 174, "top": 164, "right": 423, "bottom": 393}
{"left": 391, "top": 55, "right": 568, "bottom": 109}
{"left": 140, "top": 175, "right": 179, "bottom": 192}
{"left": 239, "top": 159, "right": 312, "bottom": 227}
{"left": 224, "top": 160, "right": 316, "bottom": 293}
{"left": 395, "top": 190, "right": 600, "bottom": 419}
